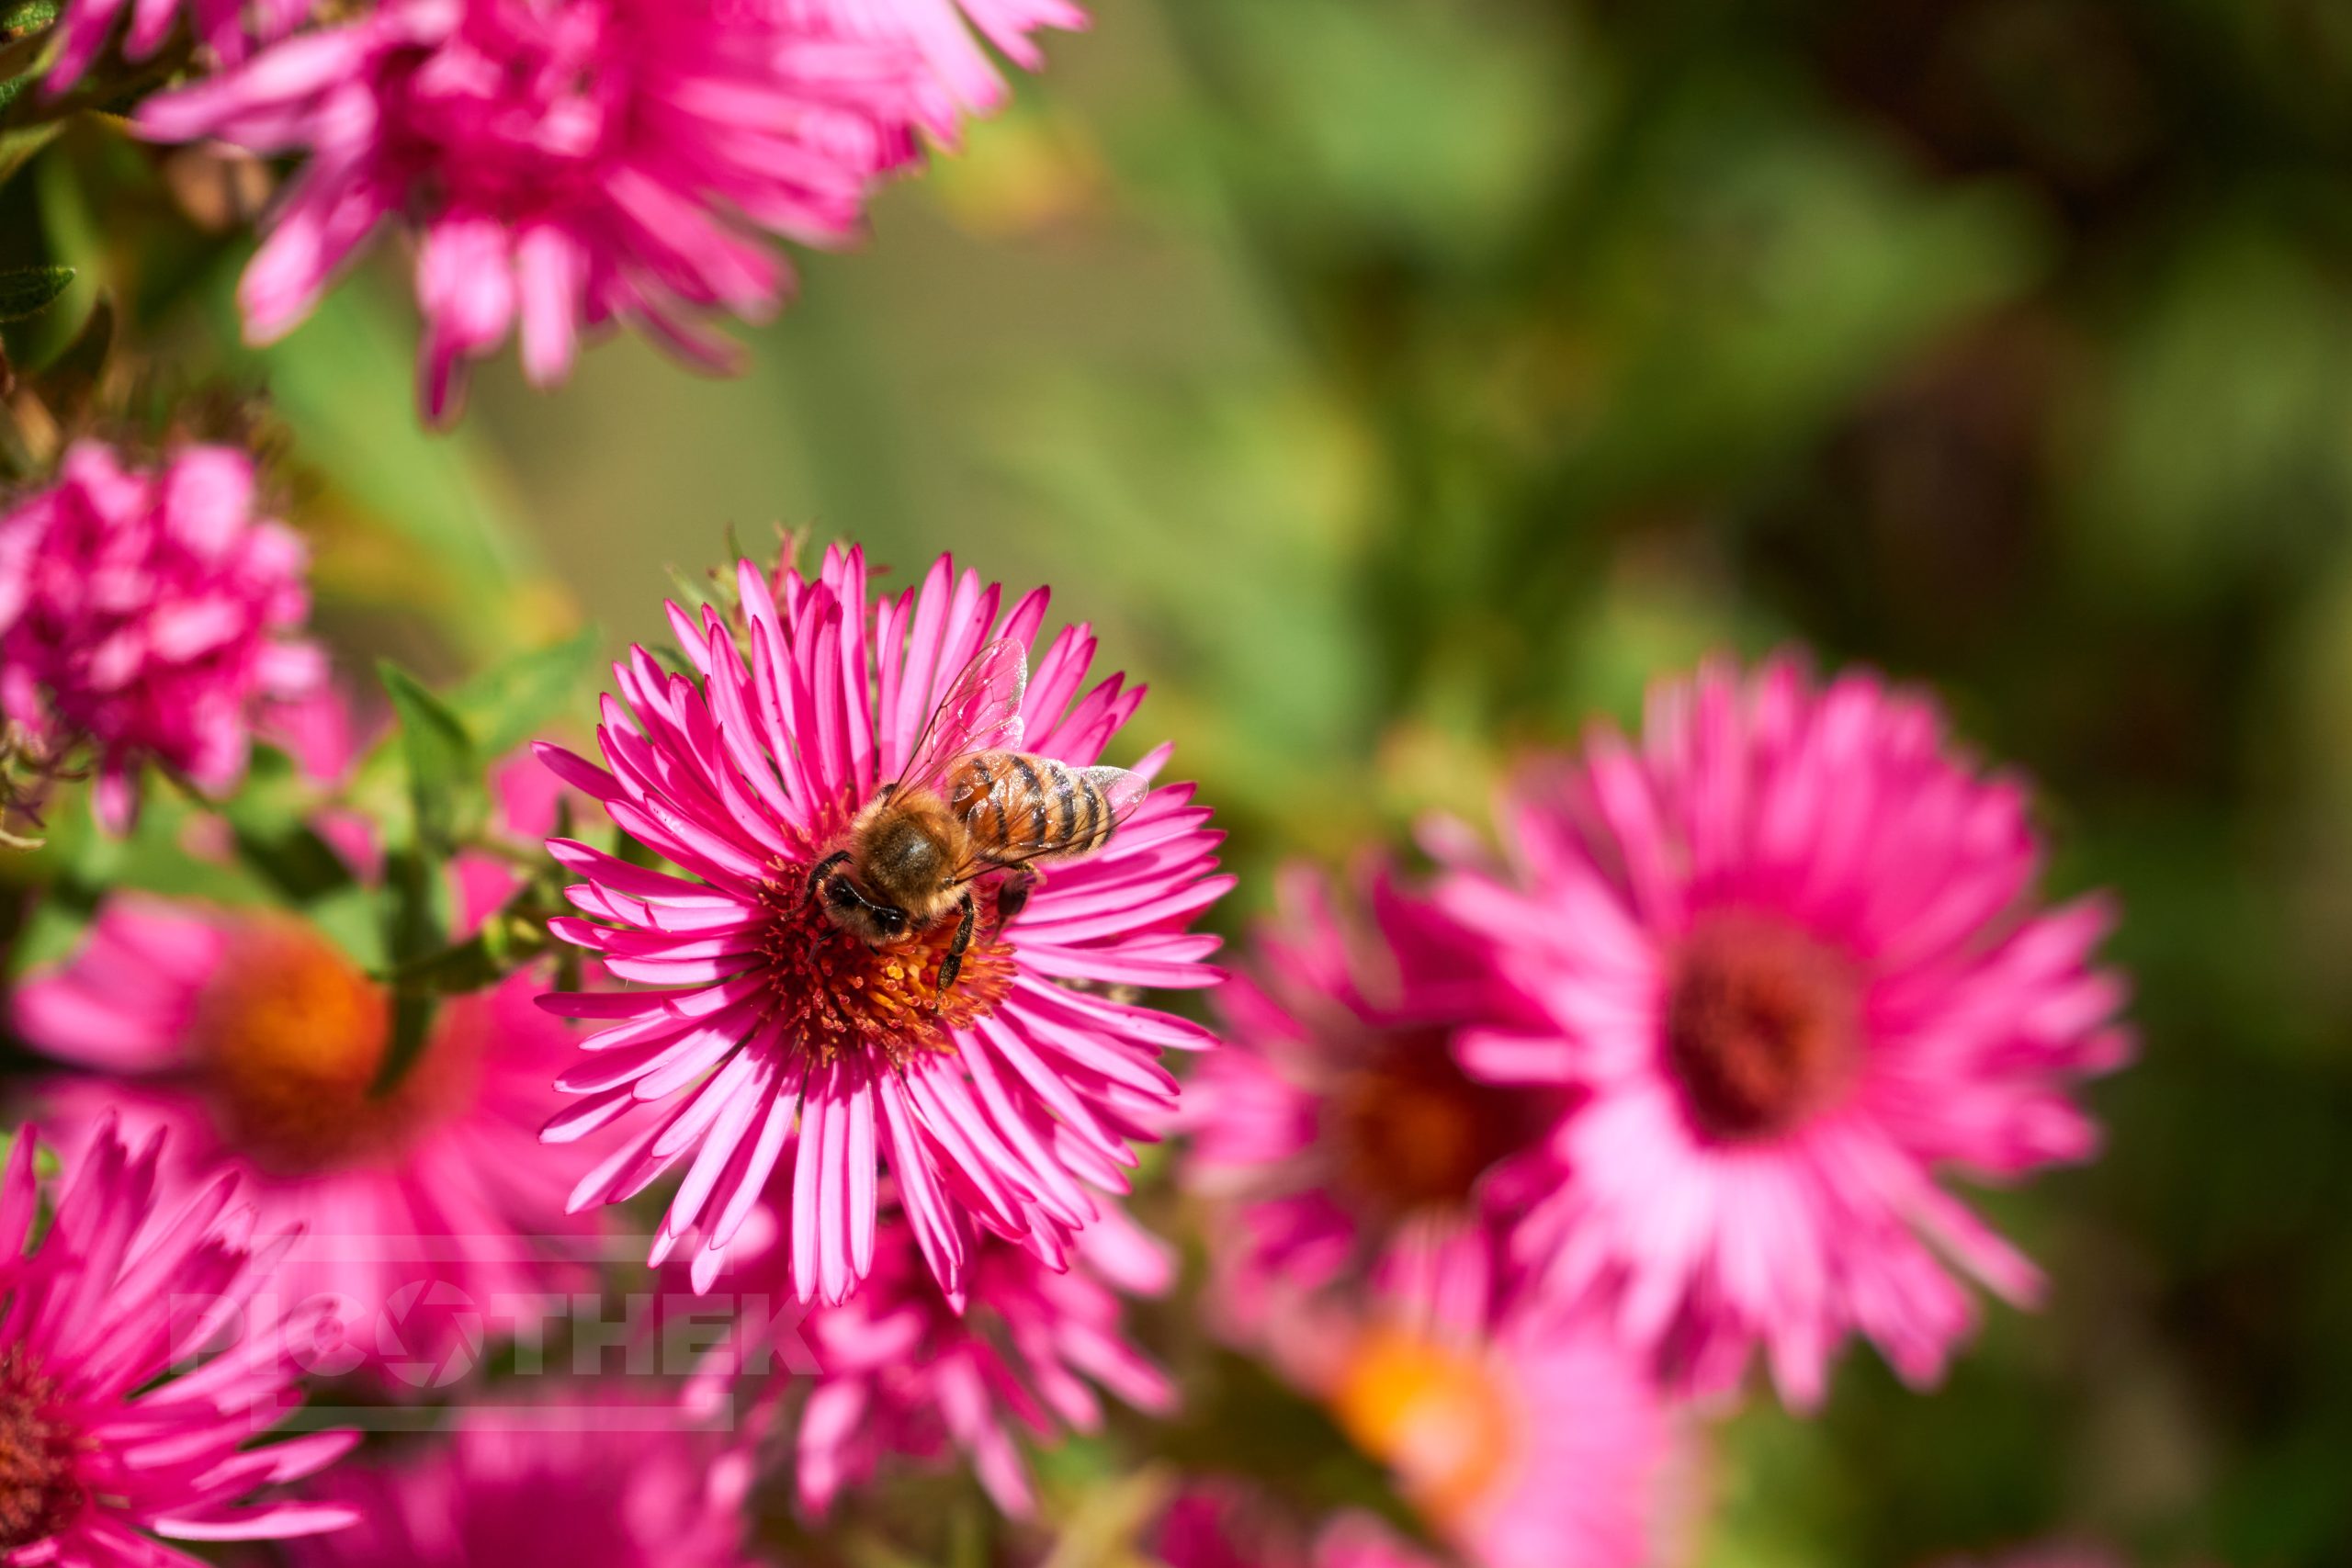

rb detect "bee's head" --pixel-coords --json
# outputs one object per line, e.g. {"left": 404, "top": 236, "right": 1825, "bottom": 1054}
{"left": 821, "top": 873, "right": 910, "bottom": 944}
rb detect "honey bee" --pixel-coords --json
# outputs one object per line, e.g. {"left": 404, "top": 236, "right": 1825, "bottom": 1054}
{"left": 807, "top": 637, "right": 1148, "bottom": 995}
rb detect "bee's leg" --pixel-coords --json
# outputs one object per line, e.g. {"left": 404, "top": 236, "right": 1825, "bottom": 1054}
{"left": 935, "top": 890, "right": 978, "bottom": 1005}
{"left": 805, "top": 850, "right": 851, "bottom": 903}
{"left": 994, "top": 870, "right": 1036, "bottom": 930}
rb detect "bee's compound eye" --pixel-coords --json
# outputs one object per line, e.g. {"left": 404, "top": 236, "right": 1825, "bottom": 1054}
{"left": 825, "top": 879, "right": 858, "bottom": 909}
{"left": 876, "top": 909, "right": 906, "bottom": 936}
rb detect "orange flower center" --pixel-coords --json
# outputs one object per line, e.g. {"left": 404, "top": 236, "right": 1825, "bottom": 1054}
{"left": 1326, "top": 1031, "right": 1532, "bottom": 1218}
{"left": 194, "top": 921, "right": 478, "bottom": 1173}
{"left": 1664, "top": 911, "right": 1861, "bottom": 1143}
{"left": 1331, "top": 1327, "right": 1516, "bottom": 1525}
{"left": 0, "top": 1346, "right": 84, "bottom": 1551}
{"left": 755, "top": 867, "right": 1017, "bottom": 1068}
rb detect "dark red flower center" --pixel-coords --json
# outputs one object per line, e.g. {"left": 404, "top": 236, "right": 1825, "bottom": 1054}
{"left": 195, "top": 920, "right": 480, "bottom": 1174}
{"left": 756, "top": 867, "right": 1018, "bottom": 1068}
{"left": 0, "top": 1346, "right": 85, "bottom": 1552}
{"left": 1325, "top": 1031, "right": 1534, "bottom": 1217}
{"left": 1664, "top": 911, "right": 1862, "bottom": 1143}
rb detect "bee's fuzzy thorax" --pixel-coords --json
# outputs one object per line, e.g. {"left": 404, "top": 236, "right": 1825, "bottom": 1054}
{"left": 841, "top": 788, "right": 967, "bottom": 924}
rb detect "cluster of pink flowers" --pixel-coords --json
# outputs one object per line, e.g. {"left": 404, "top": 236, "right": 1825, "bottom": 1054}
{"left": 0, "top": 512, "right": 1234, "bottom": 1559}
{"left": 0, "top": 441, "right": 322, "bottom": 830}
{"left": 0, "top": 401, "right": 2139, "bottom": 1566}
{"left": 0, "top": 1, "right": 2144, "bottom": 1525}
{"left": 1178, "top": 654, "right": 2132, "bottom": 1566}
{"left": 132, "top": 0, "right": 1084, "bottom": 420}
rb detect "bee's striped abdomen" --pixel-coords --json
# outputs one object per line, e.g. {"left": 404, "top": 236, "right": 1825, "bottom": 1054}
{"left": 947, "top": 750, "right": 1117, "bottom": 863}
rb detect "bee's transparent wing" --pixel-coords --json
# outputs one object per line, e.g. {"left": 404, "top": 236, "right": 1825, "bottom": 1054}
{"left": 893, "top": 637, "right": 1028, "bottom": 798}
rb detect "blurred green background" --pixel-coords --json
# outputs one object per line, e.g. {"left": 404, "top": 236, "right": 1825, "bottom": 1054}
{"left": 10, "top": 0, "right": 2352, "bottom": 1563}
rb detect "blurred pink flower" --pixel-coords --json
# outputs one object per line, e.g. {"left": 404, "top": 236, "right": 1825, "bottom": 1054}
{"left": 683, "top": 1176, "right": 1172, "bottom": 1517}
{"left": 139, "top": 0, "right": 928, "bottom": 423}
{"left": 48, "top": 0, "right": 312, "bottom": 92}
{"left": 538, "top": 546, "right": 1227, "bottom": 1305}
{"left": 790, "top": 0, "right": 1085, "bottom": 136}
{"left": 1436, "top": 655, "right": 2133, "bottom": 1407}
{"left": 1184, "top": 862, "right": 1559, "bottom": 1342}
{"left": 1280, "top": 1264, "right": 1679, "bottom": 1568}
{"left": 11, "top": 751, "right": 605, "bottom": 1390}
{"left": 1155, "top": 1484, "right": 1442, "bottom": 1568}
{"left": 287, "top": 1403, "right": 758, "bottom": 1568}
{"left": 0, "top": 1119, "right": 357, "bottom": 1563}
{"left": 0, "top": 441, "right": 322, "bottom": 831}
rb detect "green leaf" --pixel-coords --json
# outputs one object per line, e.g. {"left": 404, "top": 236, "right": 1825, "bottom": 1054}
{"left": 348, "top": 629, "right": 591, "bottom": 822}
{"left": 377, "top": 987, "right": 440, "bottom": 1098}
{"left": 370, "top": 662, "right": 485, "bottom": 1100}
{"left": 0, "top": 0, "right": 62, "bottom": 32}
{"left": 306, "top": 881, "right": 390, "bottom": 973}
{"left": 370, "top": 841, "right": 451, "bottom": 1097}
{"left": 211, "top": 747, "right": 361, "bottom": 907}
{"left": 379, "top": 660, "right": 481, "bottom": 855}
{"left": 227, "top": 822, "right": 356, "bottom": 906}
{"left": 380, "top": 907, "right": 555, "bottom": 997}
{"left": 442, "top": 626, "right": 601, "bottom": 762}
{"left": 0, "top": 265, "right": 66, "bottom": 324}
{"left": 0, "top": 122, "right": 58, "bottom": 194}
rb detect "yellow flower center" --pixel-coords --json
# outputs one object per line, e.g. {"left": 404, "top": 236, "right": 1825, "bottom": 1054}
{"left": 1331, "top": 1326, "right": 1516, "bottom": 1525}
{"left": 195, "top": 920, "right": 476, "bottom": 1173}
{"left": 754, "top": 865, "right": 1018, "bottom": 1068}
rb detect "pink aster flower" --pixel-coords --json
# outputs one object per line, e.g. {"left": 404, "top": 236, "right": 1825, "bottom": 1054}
{"left": 12, "top": 755, "right": 605, "bottom": 1390}
{"left": 791, "top": 0, "right": 1085, "bottom": 135}
{"left": 0, "top": 441, "right": 322, "bottom": 832}
{"left": 1435, "top": 654, "right": 2133, "bottom": 1407}
{"left": 682, "top": 1177, "right": 1172, "bottom": 1517}
{"left": 139, "top": 0, "right": 927, "bottom": 423}
{"left": 538, "top": 545, "right": 1227, "bottom": 1305}
{"left": 0, "top": 1119, "right": 357, "bottom": 1563}
{"left": 288, "top": 1404, "right": 758, "bottom": 1568}
{"left": 47, "top": 0, "right": 312, "bottom": 92}
{"left": 1154, "top": 1484, "right": 1442, "bottom": 1568}
{"left": 1184, "top": 862, "right": 1560, "bottom": 1342}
